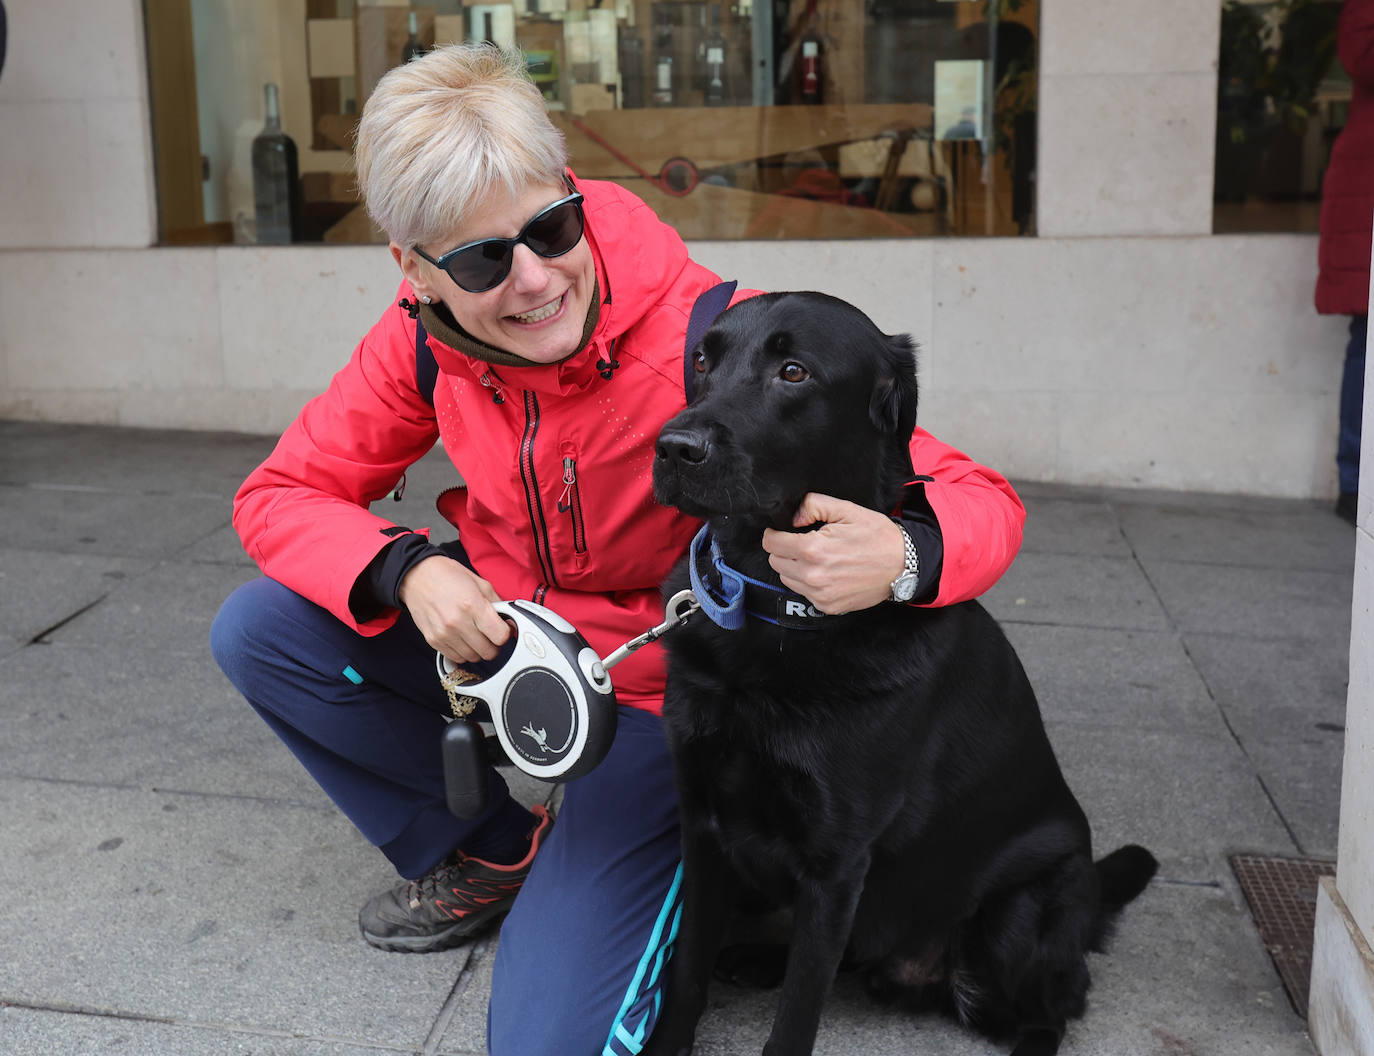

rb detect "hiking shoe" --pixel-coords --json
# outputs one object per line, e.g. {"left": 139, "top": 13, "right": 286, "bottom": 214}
{"left": 359, "top": 805, "right": 552, "bottom": 953}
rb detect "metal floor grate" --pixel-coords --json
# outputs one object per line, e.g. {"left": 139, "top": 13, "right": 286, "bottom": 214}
{"left": 1230, "top": 853, "right": 1336, "bottom": 1017}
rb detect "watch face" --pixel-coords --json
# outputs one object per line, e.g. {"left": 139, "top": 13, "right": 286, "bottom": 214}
{"left": 892, "top": 572, "right": 918, "bottom": 602}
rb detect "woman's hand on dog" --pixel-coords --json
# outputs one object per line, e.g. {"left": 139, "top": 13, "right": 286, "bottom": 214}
{"left": 762, "top": 493, "right": 907, "bottom": 613}
{"left": 398, "top": 555, "right": 511, "bottom": 663}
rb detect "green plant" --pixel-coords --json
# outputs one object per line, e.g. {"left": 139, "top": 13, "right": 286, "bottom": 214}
{"left": 1217, "top": 0, "right": 1339, "bottom": 143}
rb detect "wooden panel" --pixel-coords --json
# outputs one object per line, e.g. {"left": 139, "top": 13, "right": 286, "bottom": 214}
{"left": 572, "top": 83, "right": 618, "bottom": 113}
{"left": 555, "top": 103, "right": 934, "bottom": 177}
{"left": 302, "top": 170, "right": 360, "bottom": 202}
{"left": 625, "top": 178, "right": 944, "bottom": 240}
{"left": 145, "top": 0, "right": 205, "bottom": 240}
{"left": 434, "top": 14, "right": 466, "bottom": 45}
{"left": 323, "top": 203, "right": 388, "bottom": 243}
{"left": 316, "top": 113, "right": 360, "bottom": 150}
{"left": 307, "top": 18, "right": 356, "bottom": 77}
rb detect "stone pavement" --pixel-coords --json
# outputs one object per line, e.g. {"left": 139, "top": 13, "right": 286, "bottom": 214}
{"left": 0, "top": 419, "right": 1355, "bottom": 1056}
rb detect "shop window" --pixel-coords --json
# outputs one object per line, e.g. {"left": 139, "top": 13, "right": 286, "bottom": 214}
{"left": 1213, "top": 0, "right": 1344, "bottom": 233}
{"left": 144, "top": 0, "right": 1038, "bottom": 245}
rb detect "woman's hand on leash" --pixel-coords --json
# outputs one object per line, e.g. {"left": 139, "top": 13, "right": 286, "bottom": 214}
{"left": 762, "top": 493, "right": 906, "bottom": 613}
{"left": 398, "top": 555, "right": 511, "bottom": 663}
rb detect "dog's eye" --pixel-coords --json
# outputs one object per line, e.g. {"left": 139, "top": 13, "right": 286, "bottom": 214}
{"left": 693, "top": 351, "right": 708, "bottom": 374}
{"left": 780, "top": 362, "right": 810, "bottom": 383}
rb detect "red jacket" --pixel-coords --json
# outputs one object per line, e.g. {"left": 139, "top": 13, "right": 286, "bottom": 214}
{"left": 234, "top": 177, "right": 1025, "bottom": 713}
{"left": 1317, "top": 0, "right": 1374, "bottom": 315}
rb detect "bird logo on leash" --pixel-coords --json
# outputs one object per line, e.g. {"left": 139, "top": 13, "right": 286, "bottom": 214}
{"left": 521, "top": 723, "right": 551, "bottom": 754}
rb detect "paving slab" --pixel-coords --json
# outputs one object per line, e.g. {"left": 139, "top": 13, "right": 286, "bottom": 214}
{"left": 0, "top": 1005, "right": 418, "bottom": 1056}
{"left": 0, "top": 480, "right": 233, "bottom": 559}
{"left": 1114, "top": 496, "right": 1356, "bottom": 573}
{"left": 1017, "top": 492, "right": 1133, "bottom": 559}
{"left": 0, "top": 421, "right": 275, "bottom": 497}
{"left": 1046, "top": 723, "right": 1298, "bottom": 882}
{"left": 1148, "top": 562, "right": 1353, "bottom": 643}
{"left": 0, "top": 546, "right": 152, "bottom": 646}
{"left": 0, "top": 639, "right": 322, "bottom": 801}
{"left": 1242, "top": 735, "right": 1345, "bottom": 860}
{"left": 1002, "top": 623, "right": 1226, "bottom": 735}
{"left": 980, "top": 552, "right": 1171, "bottom": 631}
{"left": 0, "top": 776, "right": 462, "bottom": 1050}
{"left": 43, "top": 559, "right": 257, "bottom": 657}
{"left": 187, "top": 523, "right": 257, "bottom": 567}
{"left": 1183, "top": 631, "right": 1351, "bottom": 747}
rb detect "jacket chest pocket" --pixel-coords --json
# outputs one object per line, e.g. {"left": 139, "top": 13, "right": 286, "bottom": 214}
{"left": 557, "top": 445, "right": 589, "bottom": 557}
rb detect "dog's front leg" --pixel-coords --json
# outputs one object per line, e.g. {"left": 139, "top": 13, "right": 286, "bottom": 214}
{"left": 762, "top": 865, "right": 867, "bottom": 1056}
{"left": 641, "top": 825, "right": 738, "bottom": 1056}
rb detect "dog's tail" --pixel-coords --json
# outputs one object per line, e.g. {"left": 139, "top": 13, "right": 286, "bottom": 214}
{"left": 1090, "top": 843, "right": 1158, "bottom": 950}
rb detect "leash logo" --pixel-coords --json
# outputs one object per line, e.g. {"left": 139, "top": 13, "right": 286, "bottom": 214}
{"left": 521, "top": 723, "right": 550, "bottom": 753}
{"left": 784, "top": 600, "right": 826, "bottom": 619}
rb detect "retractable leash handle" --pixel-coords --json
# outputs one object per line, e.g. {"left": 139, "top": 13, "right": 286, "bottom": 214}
{"left": 436, "top": 592, "right": 700, "bottom": 818}
{"left": 437, "top": 600, "right": 617, "bottom": 817}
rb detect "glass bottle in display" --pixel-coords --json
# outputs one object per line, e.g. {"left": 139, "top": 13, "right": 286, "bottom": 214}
{"left": 799, "top": 0, "right": 823, "bottom": 105}
{"left": 619, "top": 24, "right": 646, "bottom": 108}
{"left": 401, "top": 11, "right": 426, "bottom": 64}
{"left": 705, "top": 5, "right": 727, "bottom": 105}
{"left": 251, "top": 83, "right": 300, "bottom": 245}
{"left": 652, "top": 10, "right": 675, "bottom": 106}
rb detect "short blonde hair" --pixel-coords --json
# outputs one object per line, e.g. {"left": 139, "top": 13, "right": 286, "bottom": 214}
{"left": 355, "top": 43, "right": 569, "bottom": 249}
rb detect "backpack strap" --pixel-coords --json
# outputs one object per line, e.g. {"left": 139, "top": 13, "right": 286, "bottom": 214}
{"left": 683, "top": 280, "right": 737, "bottom": 402}
{"left": 415, "top": 317, "right": 439, "bottom": 406}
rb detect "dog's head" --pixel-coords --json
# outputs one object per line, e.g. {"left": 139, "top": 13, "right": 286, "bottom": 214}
{"left": 653, "top": 291, "right": 918, "bottom": 529}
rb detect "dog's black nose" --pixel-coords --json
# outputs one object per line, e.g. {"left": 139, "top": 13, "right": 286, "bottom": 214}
{"left": 656, "top": 428, "right": 710, "bottom": 466}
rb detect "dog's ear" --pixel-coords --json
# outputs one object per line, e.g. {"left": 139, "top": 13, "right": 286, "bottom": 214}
{"left": 868, "top": 333, "right": 919, "bottom": 436}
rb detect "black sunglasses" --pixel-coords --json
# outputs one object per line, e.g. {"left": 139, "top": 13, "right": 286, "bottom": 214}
{"left": 413, "top": 189, "right": 586, "bottom": 293}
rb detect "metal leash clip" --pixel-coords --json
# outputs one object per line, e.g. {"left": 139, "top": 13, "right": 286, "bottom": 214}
{"left": 599, "top": 589, "right": 701, "bottom": 673}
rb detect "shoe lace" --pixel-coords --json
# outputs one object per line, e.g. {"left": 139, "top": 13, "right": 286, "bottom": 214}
{"left": 405, "top": 852, "right": 476, "bottom": 910}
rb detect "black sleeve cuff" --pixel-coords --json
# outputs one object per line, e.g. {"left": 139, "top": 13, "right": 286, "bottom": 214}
{"left": 896, "top": 481, "right": 944, "bottom": 605}
{"left": 348, "top": 532, "right": 447, "bottom": 621}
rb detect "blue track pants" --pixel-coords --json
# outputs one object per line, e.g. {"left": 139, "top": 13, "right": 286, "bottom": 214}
{"left": 1339, "top": 314, "right": 1366, "bottom": 496}
{"left": 211, "top": 577, "right": 683, "bottom": 1055}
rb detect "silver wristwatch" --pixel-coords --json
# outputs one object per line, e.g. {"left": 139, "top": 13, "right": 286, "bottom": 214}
{"left": 889, "top": 522, "right": 920, "bottom": 603}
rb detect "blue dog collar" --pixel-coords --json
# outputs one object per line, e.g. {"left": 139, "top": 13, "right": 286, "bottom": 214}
{"left": 688, "top": 526, "right": 842, "bottom": 631}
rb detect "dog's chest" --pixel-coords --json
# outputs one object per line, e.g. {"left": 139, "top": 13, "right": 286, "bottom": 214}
{"left": 667, "top": 672, "right": 872, "bottom": 883}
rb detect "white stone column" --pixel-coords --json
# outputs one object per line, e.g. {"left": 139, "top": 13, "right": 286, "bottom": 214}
{"left": 1308, "top": 223, "right": 1374, "bottom": 1055}
{"left": 0, "top": 0, "right": 156, "bottom": 248}
{"left": 1036, "top": 0, "right": 1220, "bottom": 237}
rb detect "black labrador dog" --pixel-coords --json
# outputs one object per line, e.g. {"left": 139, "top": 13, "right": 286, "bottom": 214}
{"left": 647, "top": 291, "right": 1156, "bottom": 1056}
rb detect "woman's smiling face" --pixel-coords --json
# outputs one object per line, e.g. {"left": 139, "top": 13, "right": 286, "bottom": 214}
{"left": 403, "top": 181, "right": 595, "bottom": 365}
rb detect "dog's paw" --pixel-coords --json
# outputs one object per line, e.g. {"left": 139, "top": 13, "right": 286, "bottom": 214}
{"left": 713, "top": 942, "right": 788, "bottom": 989}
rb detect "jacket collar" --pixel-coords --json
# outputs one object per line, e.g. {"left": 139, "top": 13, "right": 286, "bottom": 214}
{"left": 417, "top": 277, "right": 601, "bottom": 370}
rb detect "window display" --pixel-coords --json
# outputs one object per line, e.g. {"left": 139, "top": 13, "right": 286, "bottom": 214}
{"left": 145, "top": 0, "right": 1039, "bottom": 244}
{"left": 1213, "top": 0, "right": 1345, "bottom": 234}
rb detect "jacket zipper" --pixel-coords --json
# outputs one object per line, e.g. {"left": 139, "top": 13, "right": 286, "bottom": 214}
{"left": 519, "top": 390, "right": 558, "bottom": 587}
{"left": 480, "top": 370, "right": 506, "bottom": 404}
{"left": 558, "top": 456, "right": 588, "bottom": 554}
